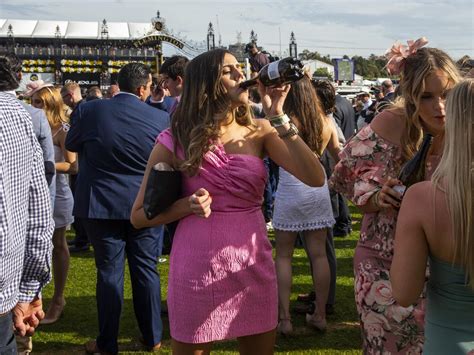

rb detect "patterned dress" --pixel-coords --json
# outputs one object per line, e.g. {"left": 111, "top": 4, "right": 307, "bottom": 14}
{"left": 329, "top": 122, "right": 440, "bottom": 354}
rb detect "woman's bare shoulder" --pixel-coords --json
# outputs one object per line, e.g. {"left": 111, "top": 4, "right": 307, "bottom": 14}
{"left": 322, "top": 115, "right": 336, "bottom": 135}
{"left": 370, "top": 108, "right": 406, "bottom": 145}
{"left": 405, "top": 181, "right": 433, "bottom": 201}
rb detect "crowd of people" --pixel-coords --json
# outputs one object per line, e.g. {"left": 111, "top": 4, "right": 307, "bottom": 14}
{"left": 0, "top": 36, "right": 473, "bottom": 355}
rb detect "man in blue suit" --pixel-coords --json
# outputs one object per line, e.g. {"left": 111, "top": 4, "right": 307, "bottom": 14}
{"left": 66, "top": 63, "right": 169, "bottom": 355}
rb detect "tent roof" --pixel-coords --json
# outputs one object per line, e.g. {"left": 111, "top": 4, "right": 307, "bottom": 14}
{"left": 0, "top": 19, "right": 154, "bottom": 39}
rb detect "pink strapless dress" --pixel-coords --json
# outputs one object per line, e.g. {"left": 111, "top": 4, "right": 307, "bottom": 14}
{"left": 157, "top": 129, "right": 277, "bottom": 343}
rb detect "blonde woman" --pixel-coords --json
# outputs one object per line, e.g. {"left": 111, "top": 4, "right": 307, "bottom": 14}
{"left": 392, "top": 79, "right": 474, "bottom": 355}
{"left": 26, "top": 81, "right": 77, "bottom": 324}
{"left": 329, "top": 40, "right": 461, "bottom": 353}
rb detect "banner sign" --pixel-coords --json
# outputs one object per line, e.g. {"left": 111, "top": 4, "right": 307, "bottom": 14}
{"left": 133, "top": 34, "right": 185, "bottom": 49}
{"left": 333, "top": 59, "right": 355, "bottom": 82}
{"left": 19, "top": 73, "right": 55, "bottom": 92}
{"left": 62, "top": 73, "right": 101, "bottom": 88}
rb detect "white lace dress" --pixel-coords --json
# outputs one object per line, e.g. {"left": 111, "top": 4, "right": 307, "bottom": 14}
{"left": 272, "top": 167, "right": 335, "bottom": 231}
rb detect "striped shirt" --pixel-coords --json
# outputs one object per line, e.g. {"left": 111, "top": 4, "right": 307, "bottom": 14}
{"left": 0, "top": 92, "right": 54, "bottom": 313}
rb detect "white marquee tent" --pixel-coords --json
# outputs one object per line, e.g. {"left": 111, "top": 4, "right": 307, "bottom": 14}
{"left": 0, "top": 19, "right": 205, "bottom": 57}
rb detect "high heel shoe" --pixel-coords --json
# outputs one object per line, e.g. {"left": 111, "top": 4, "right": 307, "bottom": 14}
{"left": 277, "top": 318, "right": 293, "bottom": 336}
{"left": 41, "top": 299, "right": 66, "bottom": 325}
{"left": 305, "top": 308, "right": 327, "bottom": 332}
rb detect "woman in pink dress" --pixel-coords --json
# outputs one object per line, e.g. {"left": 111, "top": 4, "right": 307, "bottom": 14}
{"left": 329, "top": 41, "right": 461, "bottom": 354}
{"left": 131, "top": 49, "right": 326, "bottom": 354}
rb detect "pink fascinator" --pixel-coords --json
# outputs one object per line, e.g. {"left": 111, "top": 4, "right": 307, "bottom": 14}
{"left": 385, "top": 37, "right": 429, "bottom": 75}
{"left": 24, "top": 80, "right": 54, "bottom": 97}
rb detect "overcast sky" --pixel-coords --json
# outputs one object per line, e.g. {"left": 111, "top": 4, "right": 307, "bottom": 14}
{"left": 1, "top": 0, "right": 473, "bottom": 59}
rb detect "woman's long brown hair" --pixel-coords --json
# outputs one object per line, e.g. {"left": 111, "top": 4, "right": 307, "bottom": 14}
{"left": 171, "top": 49, "right": 253, "bottom": 176}
{"left": 283, "top": 75, "right": 325, "bottom": 155}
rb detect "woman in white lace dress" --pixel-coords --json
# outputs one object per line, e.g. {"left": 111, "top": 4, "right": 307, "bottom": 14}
{"left": 273, "top": 75, "right": 341, "bottom": 335}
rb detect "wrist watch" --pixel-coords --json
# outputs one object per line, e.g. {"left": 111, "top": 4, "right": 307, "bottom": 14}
{"left": 279, "top": 122, "right": 299, "bottom": 139}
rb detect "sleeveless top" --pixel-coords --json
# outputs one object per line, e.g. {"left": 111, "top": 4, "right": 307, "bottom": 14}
{"left": 424, "top": 256, "right": 474, "bottom": 354}
{"left": 52, "top": 123, "right": 74, "bottom": 228}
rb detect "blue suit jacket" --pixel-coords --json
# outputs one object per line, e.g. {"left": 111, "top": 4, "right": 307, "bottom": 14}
{"left": 65, "top": 93, "right": 170, "bottom": 220}
{"left": 15, "top": 99, "right": 56, "bottom": 208}
{"left": 145, "top": 95, "right": 177, "bottom": 113}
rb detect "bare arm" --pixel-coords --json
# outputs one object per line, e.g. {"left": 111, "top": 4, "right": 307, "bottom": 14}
{"left": 130, "top": 143, "right": 212, "bottom": 229}
{"left": 391, "top": 184, "right": 428, "bottom": 307}
{"left": 56, "top": 130, "right": 78, "bottom": 174}
{"left": 326, "top": 120, "right": 342, "bottom": 163}
{"left": 357, "top": 175, "right": 404, "bottom": 214}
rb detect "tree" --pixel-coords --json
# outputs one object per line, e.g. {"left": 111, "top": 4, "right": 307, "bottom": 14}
{"left": 297, "top": 49, "right": 400, "bottom": 79}
{"left": 350, "top": 54, "right": 388, "bottom": 79}
{"left": 298, "top": 50, "right": 332, "bottom": 65}
{"left": 312, "top": 67, "right": 333, "bottom": 81}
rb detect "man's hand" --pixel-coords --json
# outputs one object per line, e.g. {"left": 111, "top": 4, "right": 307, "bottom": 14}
{"left": 12, "top": 297, "right": 44, "bottom": 336}
{"left": 151, "top": 79, "right": 166, "bottom": 102}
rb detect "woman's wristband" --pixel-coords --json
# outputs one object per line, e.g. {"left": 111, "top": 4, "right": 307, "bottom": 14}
{"left": 268, "top": 113, "right": 290, "bottom": 127}
{"left": 278, "top": 122, "right": 299, "bottom": 139}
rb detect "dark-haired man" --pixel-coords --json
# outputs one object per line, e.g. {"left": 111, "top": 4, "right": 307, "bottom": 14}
{"left": 147, "top": 55, "right": 188, "bottom": 115}
{"left": 147, "top": 56, "right": 189, "bottom": 255}
{"left": 160, "top": 55, "right": 188, "bottom": 99}
{"left": 1, "top": 51, "right": 56, "bottom": 355}
{"left": 246, "top": 42, "right": 270, "bottom": 77}
{"left": 0, "top": 57, "right": 54, "bottom": 354}
{"left": 1, "top": 53, "right": 56, "bottom": 189}
{"left": 66, "top": 63, "right": 169, "bottom": 354}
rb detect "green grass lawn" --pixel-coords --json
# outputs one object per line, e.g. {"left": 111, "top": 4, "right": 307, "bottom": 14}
{"left": 33, "top": 208, "right": 363, "bottom": 354}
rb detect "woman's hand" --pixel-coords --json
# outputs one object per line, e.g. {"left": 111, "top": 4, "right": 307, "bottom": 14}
{"left": 376, "top": 177, "right": 404, "bottom": 210}
{"left": 189, "top": 188, "right": 212, "bottom": 218}
{"left": 257, "top": 81, "right": 291, "bottom": 117}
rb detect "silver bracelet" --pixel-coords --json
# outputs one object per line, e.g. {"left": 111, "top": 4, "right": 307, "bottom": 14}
{"left": 279, "top": 122, "right": 299, "bottom": 139}
{"left": 268, "top": 113, "right": 290, "bottom": 127}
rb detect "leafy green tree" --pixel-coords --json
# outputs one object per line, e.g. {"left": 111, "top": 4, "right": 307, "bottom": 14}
{"left": 298, "top": 50, "right": 332, "bottom": 65}
{"left": 312, "top": 67, "right": 333, "bottom": 81}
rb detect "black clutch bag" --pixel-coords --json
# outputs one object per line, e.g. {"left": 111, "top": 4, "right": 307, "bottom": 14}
{"left": 143, "top": 162, "right": 182, "bottom": 220}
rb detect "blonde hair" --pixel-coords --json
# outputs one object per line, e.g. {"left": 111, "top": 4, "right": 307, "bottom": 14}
{"left": 61, "top": 82, "right": 80, "bottom": 94}
{"left": 392, "top": 47, "right": 461, "bottom": 160}
{"left": 432, "top": 79, "right": 474, "bottom": 288}
{"left": 171, "top": 49, "right": 253, "bottom": 176}
{"left": 34, "top": 87, "right": 69, "bottom": 128}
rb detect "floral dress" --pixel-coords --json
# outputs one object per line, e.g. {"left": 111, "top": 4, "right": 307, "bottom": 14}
{"left": 329, "top": 123, "right": 440, "bottom": 354}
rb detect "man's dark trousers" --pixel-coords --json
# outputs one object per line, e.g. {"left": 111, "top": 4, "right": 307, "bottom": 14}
{"left": 84, "top": 219, "right": 163, "bottom": 355}
{"left": 333, "top": 194, "right": 352, "bottom": 236}
{"left": 69, "top": 174, "right": 89, "bottom": 248}
{"left": 263, "top": 158, "right": 279, "bottom": 222}
{"left": 0, "top": 312, "right": 16, "bottom": 354}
